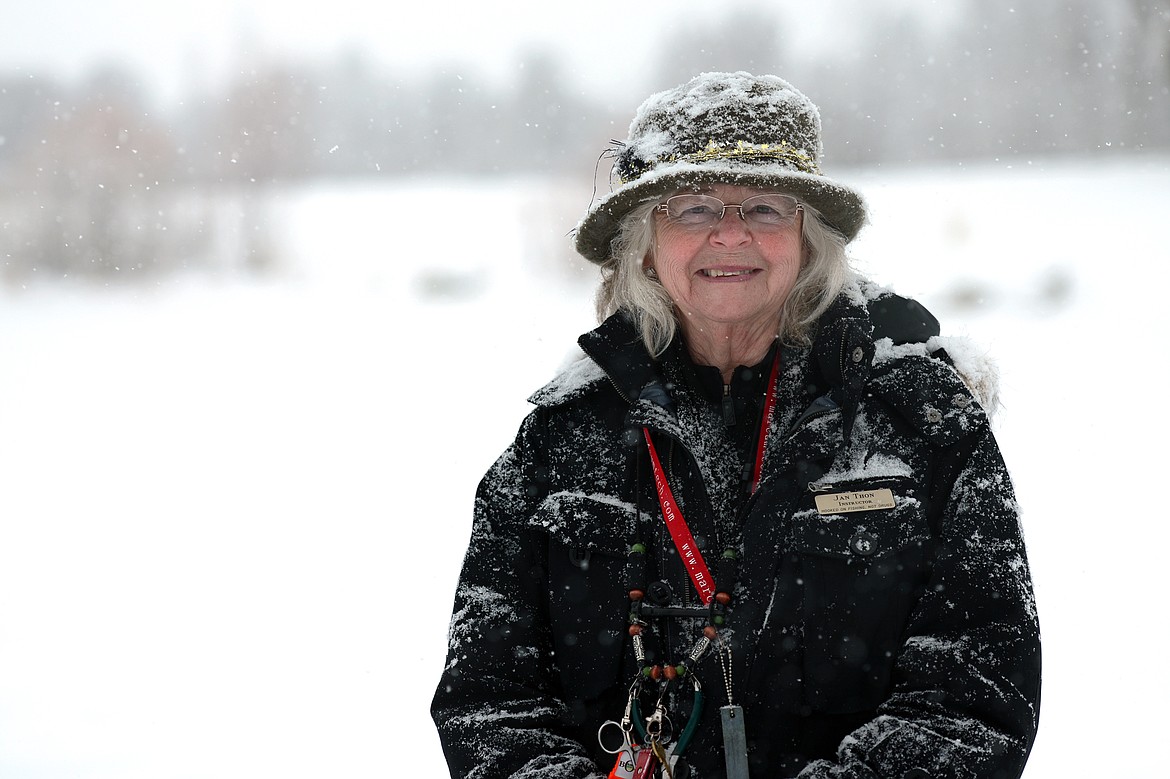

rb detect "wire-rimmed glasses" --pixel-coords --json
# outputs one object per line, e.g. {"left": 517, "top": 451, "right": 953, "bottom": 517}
{"left": 655, "top": 193, "right": 802, "bottom": 229}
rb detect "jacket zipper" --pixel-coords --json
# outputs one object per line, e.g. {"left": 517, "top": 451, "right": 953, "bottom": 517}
{"left": 783, "top": 396, "right": 840, "bottom": 442}
{"left": 596, "top": 368, "right": 636, "bottom": 405}
{"left": 646, "top": 397, "right": 843, "bottom": 549}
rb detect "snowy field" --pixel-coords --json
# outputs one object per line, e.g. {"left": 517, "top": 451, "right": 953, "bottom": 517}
{"left": 1, "top": 155, "right": 1167, "bottom": 777}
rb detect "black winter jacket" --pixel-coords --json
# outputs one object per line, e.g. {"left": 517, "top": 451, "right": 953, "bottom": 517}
{"left": 431, "top": 284, "right": 1041, "bottom": 779}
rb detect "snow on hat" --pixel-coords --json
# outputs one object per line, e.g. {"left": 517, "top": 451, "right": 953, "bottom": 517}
{"left": 574, "top": 71, "right": 867, "bottom": 264}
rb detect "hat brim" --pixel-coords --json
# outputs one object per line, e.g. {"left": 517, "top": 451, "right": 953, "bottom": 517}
{"left": 573, "top": 160, "right": 867, "bottom": 265}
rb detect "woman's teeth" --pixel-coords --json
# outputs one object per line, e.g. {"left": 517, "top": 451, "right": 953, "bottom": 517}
{"left": 702, "top": 269, "right": 753, "bottom": 277}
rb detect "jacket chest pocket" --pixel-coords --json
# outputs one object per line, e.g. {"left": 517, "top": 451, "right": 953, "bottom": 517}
{"left": 529, "top": 492, "right": 634, "bottom": 703}
{"left": 792, "top": 477, "right": 933, "bottom": 713}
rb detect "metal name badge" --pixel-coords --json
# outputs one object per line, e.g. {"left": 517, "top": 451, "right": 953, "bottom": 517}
{"left": 721, "top": 705, "right": 749, "bottom": 779}
{"left": 814, "top": 488, "right": 895, "bottom": 515}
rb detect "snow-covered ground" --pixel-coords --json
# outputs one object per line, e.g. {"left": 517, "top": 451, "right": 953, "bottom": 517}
{"left": 1, "top": 155, "right": 1167, "bottom": 777}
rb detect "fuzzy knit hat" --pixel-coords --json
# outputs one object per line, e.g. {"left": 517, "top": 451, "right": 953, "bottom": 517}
{"left": 574, "top": 72, "right": 867, "bottom": 264}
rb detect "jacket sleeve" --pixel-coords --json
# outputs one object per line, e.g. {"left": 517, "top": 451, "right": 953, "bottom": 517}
{"left": 430, "top": 410, "right": 605, "bottom": 779}
{"left": 800, "top": 428, "right": 1042, "bottom": 779}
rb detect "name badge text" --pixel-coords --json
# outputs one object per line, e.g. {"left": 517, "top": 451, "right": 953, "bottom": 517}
{"left": 814, "top": 488, "right": 896, "bottom": 515}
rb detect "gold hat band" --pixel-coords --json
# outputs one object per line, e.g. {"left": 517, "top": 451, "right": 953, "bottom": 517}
{"left": 618, "top": 140, "right": 821, "bottom": 184}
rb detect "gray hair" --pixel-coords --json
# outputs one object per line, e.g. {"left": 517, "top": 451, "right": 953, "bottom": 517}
{"left": 594, "top": 198, "right": 852, "bottom": 356}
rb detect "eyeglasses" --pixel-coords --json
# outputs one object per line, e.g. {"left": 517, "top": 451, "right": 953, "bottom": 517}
{"left": 655, "top": 193, "right": 802, "bottom": 229}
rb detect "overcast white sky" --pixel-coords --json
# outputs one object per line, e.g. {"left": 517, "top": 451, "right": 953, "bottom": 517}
{"left": 0, "top": 0, "right": 955, "bottom": 101}
{"left": 0, "top": 1, "right": 662, "bottom": 96}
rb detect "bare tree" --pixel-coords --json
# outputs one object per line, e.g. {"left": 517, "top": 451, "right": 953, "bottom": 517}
{"left": 0, "top": 69, "right": 217, "bottom": 282}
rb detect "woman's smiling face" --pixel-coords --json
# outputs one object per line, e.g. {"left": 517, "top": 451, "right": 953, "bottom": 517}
{"left": 649, "top": 183, "right": 805, "bottom": 338}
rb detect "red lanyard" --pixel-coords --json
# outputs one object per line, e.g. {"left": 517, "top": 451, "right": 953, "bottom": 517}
{"left": 642, "top": 428, "right": 718, "bottom": 604}
{"left": 642, "top": 350, "right": 781, "bottom": 604}
{"left": 751, "top": 349, "right": 783, "bottom": 493}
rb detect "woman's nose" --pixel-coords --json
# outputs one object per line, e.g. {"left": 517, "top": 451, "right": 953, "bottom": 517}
{"left": 709, "top": 208, "right": 752, "bottom": 246}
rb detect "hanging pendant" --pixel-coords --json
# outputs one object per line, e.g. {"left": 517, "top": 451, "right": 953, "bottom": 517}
{"left": 720, "top": 705, "right": 749, "bottom": 779}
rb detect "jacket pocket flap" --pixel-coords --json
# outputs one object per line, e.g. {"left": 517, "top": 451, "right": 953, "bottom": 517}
{"left": 529, "top": 491, "right": 635, "bottom": 556}
{"left": 794, "top": 478, "right": 929, "bottom": 559}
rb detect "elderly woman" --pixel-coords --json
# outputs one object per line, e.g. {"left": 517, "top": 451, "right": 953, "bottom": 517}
{"left": 431, "top": 73, "right": 1041, "bottom": 779}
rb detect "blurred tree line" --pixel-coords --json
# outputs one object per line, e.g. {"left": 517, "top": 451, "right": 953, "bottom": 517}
{"left": 0, "top": 0, "right": 1166, "bottom": 283}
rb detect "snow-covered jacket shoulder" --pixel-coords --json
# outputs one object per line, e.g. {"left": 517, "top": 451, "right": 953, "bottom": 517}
{"left": 527, "top": 347, "right": 609, "bottom": 409}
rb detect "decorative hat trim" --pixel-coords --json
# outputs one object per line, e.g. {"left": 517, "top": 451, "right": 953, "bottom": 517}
{"left": 619, "top": 140, "right": 820, "bottom": 185}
